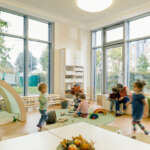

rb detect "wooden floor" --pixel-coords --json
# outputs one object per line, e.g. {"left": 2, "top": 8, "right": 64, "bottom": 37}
{"left": 0, "top": 105, "right": 150, "bottom": 141}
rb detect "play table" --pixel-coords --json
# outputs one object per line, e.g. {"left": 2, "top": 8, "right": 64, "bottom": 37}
{"left": 49, "top": 122, "right": 150, "bottom": 150}
{"left": 0, "top": 122, "right": 150, "bottom": 150}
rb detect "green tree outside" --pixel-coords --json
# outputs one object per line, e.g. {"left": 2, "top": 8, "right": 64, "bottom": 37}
{"left": 15, "top": 52, "right": 37, "bottom": 72}
{"left": 0, "top": 19, "right": 11, "bottom": 69}
{"left": 40, "top": 48, "right": 48, "bottom": 71}
{"left": 137, "top": 54, "right": 149, "bottom": 73}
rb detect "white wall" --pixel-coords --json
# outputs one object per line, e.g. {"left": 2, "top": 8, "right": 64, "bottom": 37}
{"left": 54, "top": 22, "right": 91, "bottom": 98}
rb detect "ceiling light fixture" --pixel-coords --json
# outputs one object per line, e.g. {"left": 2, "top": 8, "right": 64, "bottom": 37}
{"left": 77, "top": 0, "right": 112, "bottom": 13}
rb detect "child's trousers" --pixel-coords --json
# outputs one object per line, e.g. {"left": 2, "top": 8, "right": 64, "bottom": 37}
{"left": 110, "top": 99, "right": 116, "bottom": 111}
{"left": 37, "top": 110, "right": 47, "bottom": 127}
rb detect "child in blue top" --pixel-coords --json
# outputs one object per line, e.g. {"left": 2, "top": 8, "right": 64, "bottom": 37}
{"left": 127, "top": 80, "right": 149, "bottom": 138}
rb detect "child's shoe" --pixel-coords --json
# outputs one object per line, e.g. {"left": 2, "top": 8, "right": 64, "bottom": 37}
{"left": 131, "top": 132, "right": 136, "bottom": 139}
{"left": 115, "top": 111, "right": 122, "bottom": 117}
{"left": 131, "top": 135, "right": 136, "bottom": 139}
{"left": 37, "top": 125, "right": 42, "bottom": 131}
{"left": 115, "top": 113, "right": 122, "bottom": 117}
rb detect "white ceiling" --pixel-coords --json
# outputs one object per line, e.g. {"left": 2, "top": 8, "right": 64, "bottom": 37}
{"left": 1, "top": 0, "right": 150, "bottom": 30}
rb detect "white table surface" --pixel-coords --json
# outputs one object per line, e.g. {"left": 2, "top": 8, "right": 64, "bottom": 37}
{"left": 1, "top": 122, "right": 150, "bottom": 150}
{"left": 49, "top": 122, "right": 150, "bottom": 150}
{"left": 0, "top": 131, "right": 60, "bottom": 150}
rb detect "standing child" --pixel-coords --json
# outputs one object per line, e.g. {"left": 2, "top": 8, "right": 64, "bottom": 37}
{"left": 37, "top": 83, "right": 48, "bottom": 131}
{"left": 74, "top": 94, "right": 88, "bottom": 118}
{"left": 109, "top": 87, "right": 120, "bottom": 114}
{"left": 127, "top": 80, "right": 149, "bottom": 138}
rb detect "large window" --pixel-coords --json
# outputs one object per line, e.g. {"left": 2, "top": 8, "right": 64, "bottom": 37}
{"left": 92, "top": 31, "right": 102, "bottom": 47}
{"left": 106, "top": 47, "right": 123, "bottom": 92}
{"left": 95, "top": 48, "right": 103, "bottom": 94}
{"left": 0, "top": 36, "right": 24, "bottom": 95}
{"left": 129, "top": 16, "right": 150, "bottom": 39}
{"left": 92, "top": 30, "right": 103, "bottom": 96}
{"left": 92, "top": 13, "right": 150, "bottom": 97}
{"left": 129, "top": 39, "right": 150, "bottom": 92}
{"left": 106, "top": 26, "right": 123, "bottom": 43}
{"left": 0, "top": 10, "right": 53, "bottom": 95}
{"left": 0, "top": 11, "right": 24, "bottom": 36}
{"left": 28, "top": 41, "right": 48, "bottom": 95}
{"left": 29, "top": 19, "right": 48, "bottom": 41}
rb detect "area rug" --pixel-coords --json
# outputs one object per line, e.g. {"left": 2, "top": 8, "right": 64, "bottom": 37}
{"left": 46, "top": 109, "right": 115, "bottom": 130}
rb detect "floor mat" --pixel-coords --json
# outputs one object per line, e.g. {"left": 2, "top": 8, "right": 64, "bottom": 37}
{"left": 46, "top": 109, "right": 115, "bottom": 130}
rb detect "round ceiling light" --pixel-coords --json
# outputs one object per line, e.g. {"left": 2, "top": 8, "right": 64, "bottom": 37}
{"left": 77, "top": 0, "right": 113, "bottom": 13}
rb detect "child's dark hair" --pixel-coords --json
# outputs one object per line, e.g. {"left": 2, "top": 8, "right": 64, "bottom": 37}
{"left": 80, "top": 94, "right": 86, "bottom": 99}
{"left": 117, "top": 83, "right": 123, "bottom": 89}
{"left": 112, "top": 87, "right": 118, "bottom": 93}
{"left": 38, "top": 83, "right": 47, "bottom": 92}
{"left": 134, "top": 80, "right": 146, "bottom": 91}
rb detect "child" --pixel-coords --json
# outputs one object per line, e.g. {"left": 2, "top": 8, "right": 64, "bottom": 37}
{"left": 109, "top": 87, "right": 120, "bottom": 114}
{"left": 73, "top": 93, "right": 81, "bottom": 111}
{"left": 74, "top": 94, "right": 88, "bottom": 118}
{"left": 37, "top": 83, "right": 48, "bottom": 130}
{"left": 127, "top": 80, "right": 149, "bottom": 138}
{"left": 116, "top": 84, "right": 130, "bottom": 115}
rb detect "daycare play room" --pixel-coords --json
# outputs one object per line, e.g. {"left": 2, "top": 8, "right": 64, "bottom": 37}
{"left": 0, "top": 0, "right": 150, "bottom": 150}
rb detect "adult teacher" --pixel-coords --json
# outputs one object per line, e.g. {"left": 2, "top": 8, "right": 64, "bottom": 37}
{"left": 116, "top": 83, "right": 131, "bottom": 116}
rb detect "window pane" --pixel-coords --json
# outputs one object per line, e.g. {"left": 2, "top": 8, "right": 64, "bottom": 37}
{"left": 106, "top": 47, "right": 123, "bottom": 92}
{"left": 130, "top": 16, "right": 150, "bottom": 39}
{"left": 0, "top": 36, "right": 24, "bottom": 95}
{"left": 29, "top": 19, "right": 48, "bottom": 41}
{"left": 28, "top": 41, "right": 48, "bottom": 95}
{"left": 95, "top": 48, "right": 103, "bottom": 94}
{"left": 96, "top": 31, "right": 102, "bottom": 47}
{"left": 106, "top": 27, "right": 123, "bottom": 43}
{"left": 129, "top": 39, "right": 150, "bottom": 93}
{"left": 0, "top": 11, "right": 24, "bottom": 36}
{"left": 92, "top": 32, "right": 96, "bottom": 48}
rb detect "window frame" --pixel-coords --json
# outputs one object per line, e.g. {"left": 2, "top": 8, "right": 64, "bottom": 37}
{"left": 92, "top": 47, "right": 103, "bottom": 97}
{"left": 92, "top": 12, "right": 150, "bottom": 99}
{"left": 0, "top": 7, "right": 54, "bottom": 95}
{"left": 104, "top": 24, "right": 124, "bottom": 45}
{"left": 105, "top": 44, "right": 124, "bottom": 93}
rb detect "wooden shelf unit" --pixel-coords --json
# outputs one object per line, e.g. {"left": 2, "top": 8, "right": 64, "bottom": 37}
{"left": 65, "top": 65, "right": 84, "bottom": 91}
